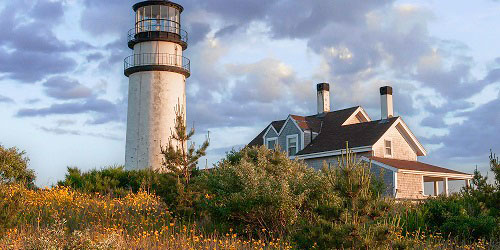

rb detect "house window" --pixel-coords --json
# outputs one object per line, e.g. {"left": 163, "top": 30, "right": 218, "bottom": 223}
{"left": 287, "top": 135, "right": 298, "bottom": 156}
{"left": 266, "top": 138, "right": 278, "bottom": 150}
{"left": 384, "top": 140, "right": 392, "bottom": 157}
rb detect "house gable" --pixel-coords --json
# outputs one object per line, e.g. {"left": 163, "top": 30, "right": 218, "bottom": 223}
{"left": 262, "top": 125, "right": 279, "bottom": 149}
{"left": 263, "top": 124, "right": 279, "bottom": 140}
{"left": 342, "top": 107, "right": 371, "bottom": 126}
{"left": 277, "top": 115, "right": 304, "bottom": 152}
{"left": 373, "top": 117, "right": 426, "bottom": 160}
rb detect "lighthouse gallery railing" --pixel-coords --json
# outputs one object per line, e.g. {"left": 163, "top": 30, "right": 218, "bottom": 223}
{"left": 128, "top": 20, "right": 188, "bottom": 44}
{"left": 124, "top": 53, "right": 190, "bottom": 73}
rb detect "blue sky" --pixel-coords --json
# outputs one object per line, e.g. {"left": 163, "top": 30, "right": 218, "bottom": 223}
{"left": 0, "top": 0, "right": 498, "bottom": 188}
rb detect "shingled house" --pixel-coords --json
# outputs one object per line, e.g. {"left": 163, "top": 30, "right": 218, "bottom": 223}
{"left": 248, "top": 83, "right": 473, "bottom": 199}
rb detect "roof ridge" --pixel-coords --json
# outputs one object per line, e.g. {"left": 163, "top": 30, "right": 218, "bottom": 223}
{"left": 304, "top": 106, "right": 360, "bottom": 118}
{"left": 341, "top": 116, "right": 399, "bottom": 127}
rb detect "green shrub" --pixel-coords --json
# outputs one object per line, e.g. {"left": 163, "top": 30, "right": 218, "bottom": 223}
{"left": 420, "top": 195, "right": 497, "bottom": 240}
{"left": 58, "top": 166, "right": 180, "bottom": 209}
{"left": 199, "top": 146, "right": 321, "bottom": 236}
{"left": 293, "top": 149, "right": 395, "bottom": 249}
{"left": 0, "top": 145, "right": 35, "bottom": 188}
{"left": 0, "top": 184, "right": 23, "bottom": 234}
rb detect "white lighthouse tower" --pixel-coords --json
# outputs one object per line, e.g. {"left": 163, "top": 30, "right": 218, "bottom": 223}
{"left": 124, "top": 0, "right": 190, "bottom": 170}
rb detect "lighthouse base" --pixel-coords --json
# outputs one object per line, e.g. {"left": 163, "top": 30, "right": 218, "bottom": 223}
{"left": 125, "top": 70, "right": 186, "bottom": 171}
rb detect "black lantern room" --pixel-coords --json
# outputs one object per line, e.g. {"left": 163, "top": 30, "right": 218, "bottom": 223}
{"left": 128, "top": 0, "right": 188, "bottom": 50}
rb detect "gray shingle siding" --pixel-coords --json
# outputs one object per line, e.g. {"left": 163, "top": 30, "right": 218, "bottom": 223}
{"left": 304, "top": 130, "right": 312, "bottom": 147}
{"left": 303, "top": 152, "right": 395, "bottom": 197}
{"left": 370, "top": 164, "right": 395, "bottom": 196}
{"left": 304, "top": 152, "right": 372, "bottom": 170}
{"left": 278, "top": 119, "right": 303, "bottom": 153}
{"left": 305, "top": 156, "right": 340, "bottom": 170}
{"left": 264, "top": 127, "right": 278, "bottom": 141}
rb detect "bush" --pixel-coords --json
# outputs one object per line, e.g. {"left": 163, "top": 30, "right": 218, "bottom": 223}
{"left": 0, "top": 184, "right": 24, "bottom": 233}
{"left": 420, "top": 195, "right": 497, "bottom": 240}
{"left": 0, "top": 183, "right": 173, "bottom": 234}
{"left": 199, "top": 146, "right": 321, "bottom": 236}
{"left": 199, "top": 146, "right": 396, "bottom": 249}
{"left": 0, "top": 145, "right": 35, "bottom": 188}
{"left": 58, "top": 167, "right": 180, "bottom": 209}
{"left": 293, "top": 149, "right": 395, "bottom": 249}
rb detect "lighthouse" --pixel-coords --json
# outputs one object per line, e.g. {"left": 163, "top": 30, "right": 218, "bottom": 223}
{"left": 124, "top": 0, "right": 190, "bottom": 170}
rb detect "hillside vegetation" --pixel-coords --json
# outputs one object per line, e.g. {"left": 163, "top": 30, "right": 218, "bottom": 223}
{"left": 1, "top": 143, "right": 499, "bottom": 249}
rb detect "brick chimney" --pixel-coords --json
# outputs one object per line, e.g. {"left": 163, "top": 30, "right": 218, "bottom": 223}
{"left": 380, "top": 86, "right": 394, "bottom": 119}
{"left": 317, "top": 83, "right": 330, "bottom": 114}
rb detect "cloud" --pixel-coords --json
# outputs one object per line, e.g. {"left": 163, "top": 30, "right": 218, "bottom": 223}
{"left": 80, "top": 0, "right": 131, "bottom": 37}
{"left": 40, "top": 126, "right": 122, "bottom": 141}
{"left": 1, "top": 0, "right": 496, "bottom": 174}
{"left": 86, "top": 52, "right": 105, "bottom": 62}
{"left": 425, "top": 93, "right": 500, "bottom": 162}
{"left": 0, "top": 0, "right": 88, "bottom": 82}
{"left": 42, "top": 76, "right": 93, "bottom": 100}
{"left": 187, "top": 22, "right": 211, "bottom": 45}
{"left": 0, "top": 95, "right": 14, "bottom": 104}
{"left": 0, "top": 50, "right": 77, "bottom": 82}
{"left": 17, "top": 97, "right": 125, "bottom": 125}
{"left": 187, "top": 57, "right": 314, "bottom": 129}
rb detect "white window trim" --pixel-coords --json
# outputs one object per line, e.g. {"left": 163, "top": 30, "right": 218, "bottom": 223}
{"left": 286, "top": 134, "right": 299, "bottom": 157}
{"left": 265, "top": 137, "right": 278, "bottom": 150}
{"left": 393, "top": 172, "right": 398, "bottom": 198}
{"left": 277, "top": 115, "right": 305, "bottom": 149}
{"left": 262, "top": 125, "right": 278, "bottom": 143}
{"left": 384, "top": 139, "right": 393, "bottom": 158}
{"left": 421, "top": 175, "right": 427, "bottom": 196}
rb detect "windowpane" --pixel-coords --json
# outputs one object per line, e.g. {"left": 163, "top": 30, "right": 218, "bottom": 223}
{"left": 386, "top": 148, "right": 392, "bottom": 155}
{"left": 152, "top": 6, "right": 161, "bottom": 30}
{"left": 145, "top": 5, "right": 152, "bottom": 19}
{"left": 169, "top": 7, "right": 176, "bottom": 21}
{"left": 175, "top": 9, "right": 181, "bottom": 24}
{"left": 267, "top": 140, "right": 276, "bottom": 150}
{"left": 287, "top": 136, "right": 298, "bottom": 156}
{"left": 160, "top": 6, "right": 168, "bottom": 31}
{"left": 136, "top": 7, "right": 144, "bottom": 32}
{"left": 151, "top": 5, "right": 160, "bottom": 19}
{"left": 144, "top": 6, "right": 152, "bottom": 31}
{"left": 385, "top": 140, "right": 392, "bottom": 156}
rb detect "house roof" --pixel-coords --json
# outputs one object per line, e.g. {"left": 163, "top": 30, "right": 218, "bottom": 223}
{"left": 248, "top": 106, "right": 423, "bottom": 157}
{"left": 248, "top": 120, "right": 285, "bottom": 146}
{"left": 369, "top": 157, "right": 470, "bottom": 175}
{"left": 249, "top": 106, "right": 367, "bottom": 150}
{"left": 297, "top": 116, "right": 398, "bottom": 155}
{"left": 290, "top": 115, "right": 323, "bottom": 133}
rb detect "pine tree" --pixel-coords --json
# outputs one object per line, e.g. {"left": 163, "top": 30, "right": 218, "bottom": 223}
{"left": 160, "top": 103, "right": 209, "bottom": 187}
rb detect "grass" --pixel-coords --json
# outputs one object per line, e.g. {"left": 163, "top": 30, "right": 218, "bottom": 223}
{"left": 0, "top": 184, "right": 290, "bottom": 249}
{"left": 0, "top": 184, "right": 495, "bottom": 249}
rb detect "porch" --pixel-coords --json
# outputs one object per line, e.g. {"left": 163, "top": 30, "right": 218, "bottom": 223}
{"left": 423, "top": 175, "right": 471, "bottom": 197}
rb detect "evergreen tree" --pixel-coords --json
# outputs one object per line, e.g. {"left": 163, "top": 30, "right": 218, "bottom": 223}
{"left": 161, "top": 103, "right": 209, "bottom": 185}
{"left": 160, "top": 103, "right": 209, "bottom": 215}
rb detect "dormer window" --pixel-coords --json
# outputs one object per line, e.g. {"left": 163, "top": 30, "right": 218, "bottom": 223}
{"left": 287, "top": 135, "right": 298, "bottom": 156}
{"left": 384, "top": 140, "right": 392, "bottom": 157}
{"left": 266, "top": 138, "right": 278, "bottom": 150}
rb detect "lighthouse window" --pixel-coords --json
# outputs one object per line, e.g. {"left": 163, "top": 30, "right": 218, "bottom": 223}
{"left": 161, "top": 5, "right": 168, "bottom": 31}
{"left": 136, "top": 5, "right": 180, "bottom": 34}
{"left": 144, "top": 6, "right": 152, "bottom": 31}
{"left": 151, "top": 6, "right": 161, "bottom": 30}
{"left": 160, "top": 6, "right": 167, "bottom": 19}
{"left": 169, "top": 7, "right": 176, "bottom": 23}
